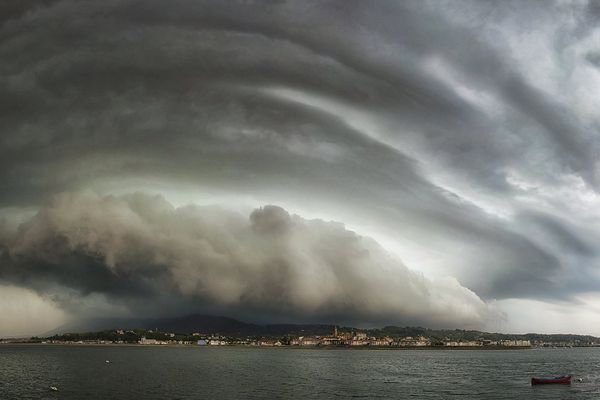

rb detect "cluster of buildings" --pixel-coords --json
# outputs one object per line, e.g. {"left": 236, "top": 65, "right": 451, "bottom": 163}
{"left": 287, "top": 326, "right": 536, "bottom": 348}
{"left": 442, "top": 339, "right": 531, "bottom": 347}
{"left": 134, "top": 326, "right": 533, "bottom": 348}
{"left": 289, "top": 334, "right": 530, "bottom": 348}
{"left": 138, "top": 337, "right": 194, "bottom": 345}
{"left": 282, "top": 326, "right": 530, "bottom": 348}
{"left": 288, "top": 330, "right": 428, "bottom": 347}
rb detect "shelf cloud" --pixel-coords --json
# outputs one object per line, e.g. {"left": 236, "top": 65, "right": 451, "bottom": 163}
{"left": 0, "top": 192, "right": 493, "bottom": 328}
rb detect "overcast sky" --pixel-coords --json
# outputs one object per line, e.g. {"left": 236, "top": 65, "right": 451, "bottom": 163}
{"left": 2, "top": 0, "right": 600, "bottom": 337}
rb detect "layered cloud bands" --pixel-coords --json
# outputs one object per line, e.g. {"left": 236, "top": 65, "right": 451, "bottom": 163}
{"left": 0, "top": 192, "right": 490, "bottom": 327}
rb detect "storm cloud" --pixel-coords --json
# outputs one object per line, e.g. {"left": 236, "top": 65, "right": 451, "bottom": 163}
{"left": 0, "top": 192, "right": 491, "bottom": 328}
{"left": 2, "top": 0, "right": 600, "bottom": 334}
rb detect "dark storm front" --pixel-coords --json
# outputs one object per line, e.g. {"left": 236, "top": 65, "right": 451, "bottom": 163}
{"left": 1, "top": 346, "right": 598, "bottom": 400}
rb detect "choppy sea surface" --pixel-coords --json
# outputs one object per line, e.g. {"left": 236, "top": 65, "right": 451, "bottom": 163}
{"left": 1, "top": 345, "right": 600, "bottom": 399}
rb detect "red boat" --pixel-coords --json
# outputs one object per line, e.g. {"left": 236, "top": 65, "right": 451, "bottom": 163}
{"left": 531, "top": 375, "right": 571, "bottom": 385}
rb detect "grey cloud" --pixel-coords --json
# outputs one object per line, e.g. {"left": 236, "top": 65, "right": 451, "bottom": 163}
{"left": 1, "top": 0, "right": 600, "bottom": 331}
{"left": 0, "top": 192, "right": 491, "bottom": 328}
{"left": 586, "top": 52, "right": 600, "bottom": 68}
{"left": 0, "top": 0, "right": 59, "bottom": 27}
{"left": 519, "top": 211, "right": 596, "bottom": 258}
{"left": 2, "top": 0, "right": 593, "bottom": 194}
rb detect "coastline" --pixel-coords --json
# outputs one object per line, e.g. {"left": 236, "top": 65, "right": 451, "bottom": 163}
{"left": 0, "top": 342, "right": 533, "bottom": 350}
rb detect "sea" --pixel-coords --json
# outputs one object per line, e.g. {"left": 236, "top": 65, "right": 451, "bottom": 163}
{"left": 1, "top": 345, "right": 599, "bottom": 399}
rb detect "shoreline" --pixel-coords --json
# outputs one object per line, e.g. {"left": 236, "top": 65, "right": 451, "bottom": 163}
{"left": 0, "top": 342, "right": 534, "bottom": 350}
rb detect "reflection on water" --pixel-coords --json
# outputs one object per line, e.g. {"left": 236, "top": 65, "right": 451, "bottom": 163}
{"left": 1, "top": 346, "right": 599, "bottom": 399}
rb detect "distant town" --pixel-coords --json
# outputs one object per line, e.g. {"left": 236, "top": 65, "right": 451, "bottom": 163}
{"left": 4, "top": 323, "right": 600, "bottom": 349}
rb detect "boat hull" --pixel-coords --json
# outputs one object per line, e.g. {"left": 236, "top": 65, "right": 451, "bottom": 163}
{"left": 531, "top": 375, "right": 571, "bottom": 385}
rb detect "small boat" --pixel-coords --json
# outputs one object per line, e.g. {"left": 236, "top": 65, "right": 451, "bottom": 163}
{"left": 49, "top": 386, "right": 58, "bottom": 391}
{"left": 531, "top": 375, "right": 571, "bottom": 385}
